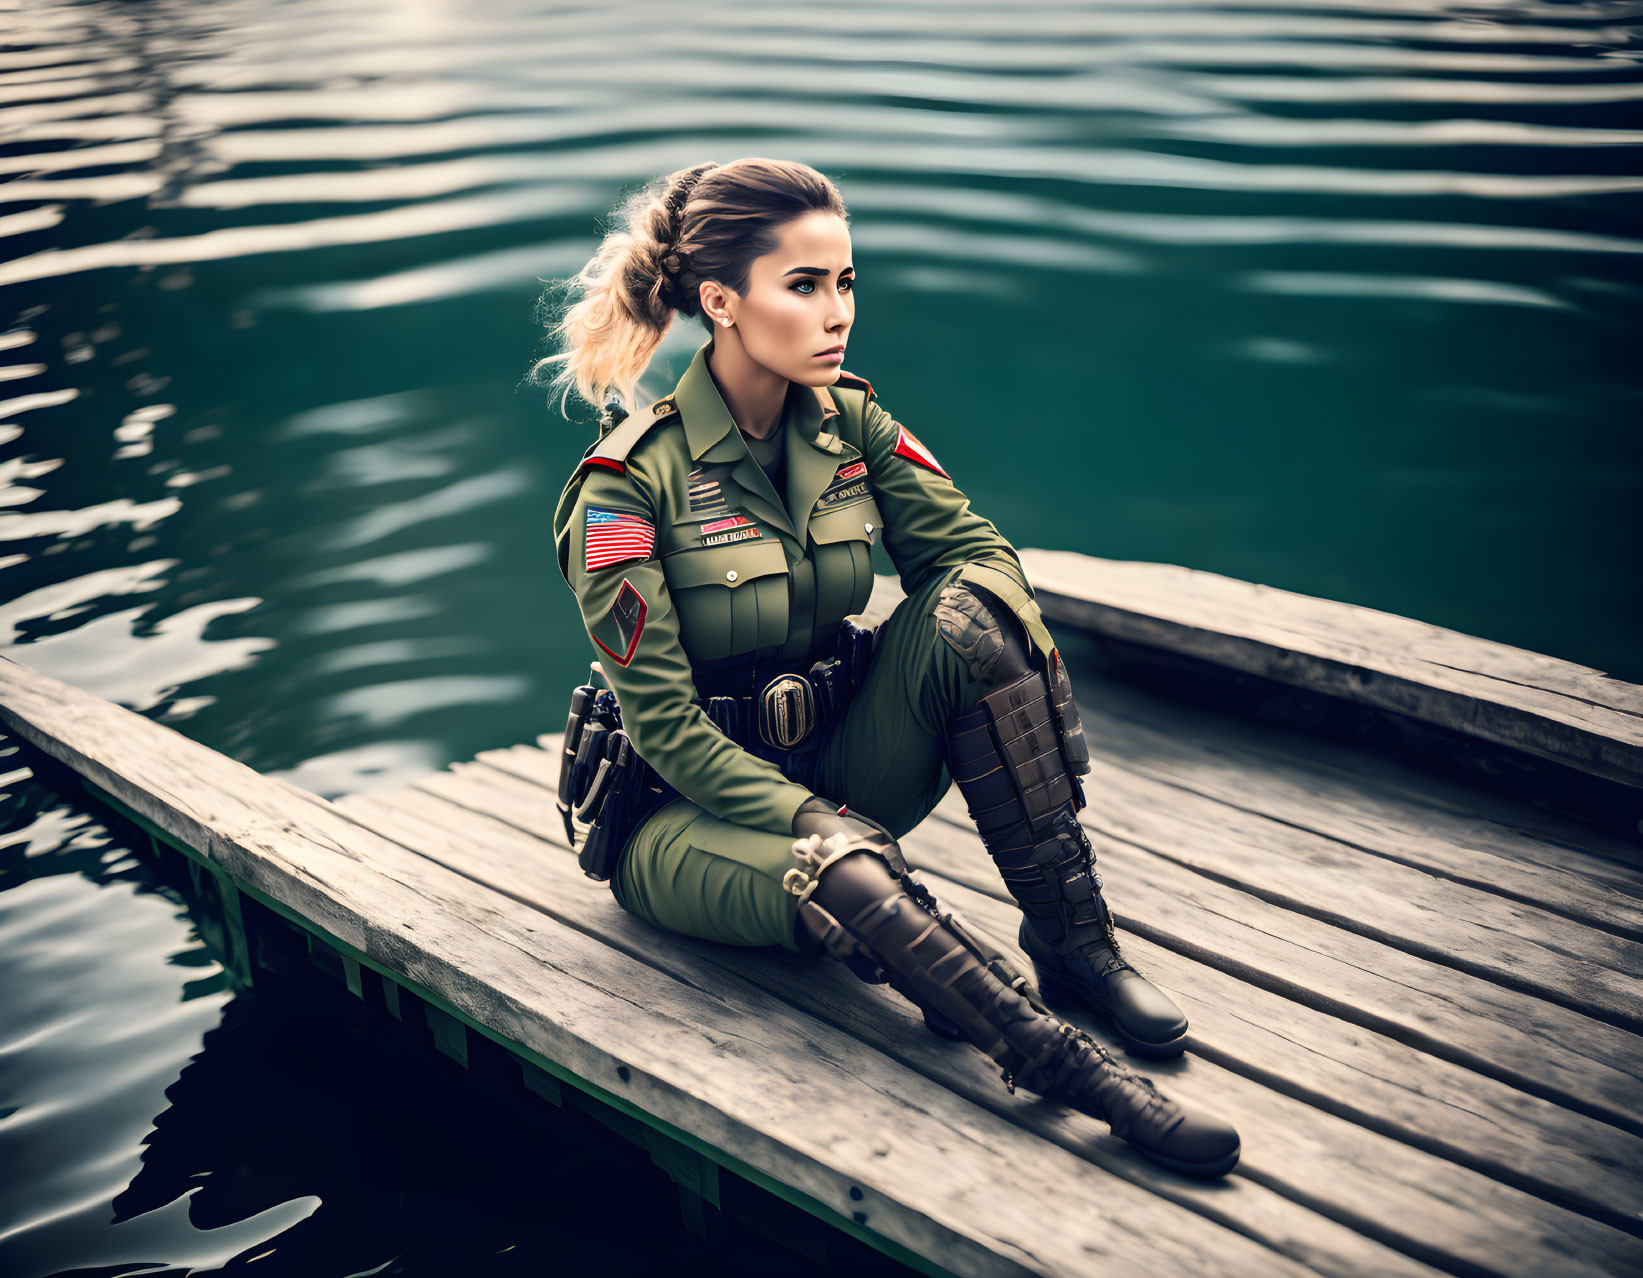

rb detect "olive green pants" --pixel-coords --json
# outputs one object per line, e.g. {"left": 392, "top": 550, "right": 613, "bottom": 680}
{"left": 612, "top": 565, "right": 995, "bottom": 951}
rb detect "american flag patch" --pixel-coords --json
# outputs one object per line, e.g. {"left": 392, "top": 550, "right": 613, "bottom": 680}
{"left": 584, "top": 506, "right": 656, "bottom": 571}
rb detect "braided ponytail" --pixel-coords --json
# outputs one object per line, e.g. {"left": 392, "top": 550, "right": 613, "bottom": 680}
{"left": 655, "top": 165, "right": 711, "bottom": 313}
{"left": 532, "top": 157, "right": 848, "bottom": 422}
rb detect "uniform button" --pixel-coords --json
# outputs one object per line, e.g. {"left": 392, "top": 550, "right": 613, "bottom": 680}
{"left": 726, "top": 570, "right": 738, "bottom": 581}
{"left": 864, "top": 522, "right": 874, "bottom": 534}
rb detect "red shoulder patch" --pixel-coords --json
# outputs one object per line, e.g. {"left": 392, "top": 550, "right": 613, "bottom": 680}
{"left": 892, "top": 422, "right": 949, "bottom": 479}
{"left": 579, "top": 456, "right": 627, "bottom": 476}
{"left": 834, "top": 369, "right": 874, "bottom": 399}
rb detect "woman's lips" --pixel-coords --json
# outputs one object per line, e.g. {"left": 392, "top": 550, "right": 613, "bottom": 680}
{"left": 815, "top": 349, "right": 845, "bottom": 362}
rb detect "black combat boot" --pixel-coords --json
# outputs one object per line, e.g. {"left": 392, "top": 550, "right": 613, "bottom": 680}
{"left": 936, "top": 582, "right": 1189, "bottom": 1056}
{"left": 784, "top": 806, "right": 1240, "bottom": 1178}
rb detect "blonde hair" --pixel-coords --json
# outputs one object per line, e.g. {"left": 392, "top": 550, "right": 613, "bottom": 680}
{"left": 532, "top": 158, "right": 849, "bottom": 422}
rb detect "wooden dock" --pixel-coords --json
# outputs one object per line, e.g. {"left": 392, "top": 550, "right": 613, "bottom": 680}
{"left": 3, "top": 551, "right": 1641, "bottom": 1277}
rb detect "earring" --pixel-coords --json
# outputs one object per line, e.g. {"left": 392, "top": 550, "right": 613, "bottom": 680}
{"left": 720, "top": 318, "right": 732, "bottom": 328}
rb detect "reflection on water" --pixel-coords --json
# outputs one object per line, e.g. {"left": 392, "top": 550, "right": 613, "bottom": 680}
{"left": 0, "top": 761, "right": 917, "bottom": 1278}
{"left": 1, "top": 0, "right": 1639, "bottom": 1271}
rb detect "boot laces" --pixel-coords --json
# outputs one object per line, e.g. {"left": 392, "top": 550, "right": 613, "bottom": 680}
{"left": 1098, "top": 911, "right": 1132, "bottom": 975}
{"left": 1077, "top": 873, "right": 1130, "bottom": 979}
{"left": 1058, "top": 1023, "right": 1174, "bottom": 1133}
{"left": 1070, "top": 887, "right": 1134, "bottom": 980}
{"left": 1058, "top": 826, "right": 1136, "bottom": 979}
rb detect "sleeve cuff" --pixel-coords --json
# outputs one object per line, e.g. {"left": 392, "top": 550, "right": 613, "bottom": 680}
{"left": 771, "top": 782, "right": 817, "bottom": 836}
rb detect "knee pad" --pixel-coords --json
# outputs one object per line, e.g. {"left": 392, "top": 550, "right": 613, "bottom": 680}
{"left": 933, "top": 580, "right": 1032, "bottom": 688}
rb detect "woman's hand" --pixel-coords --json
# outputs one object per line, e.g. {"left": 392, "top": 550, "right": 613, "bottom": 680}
{"left": 791, "top": 794, "right": 850, "bottom": 840}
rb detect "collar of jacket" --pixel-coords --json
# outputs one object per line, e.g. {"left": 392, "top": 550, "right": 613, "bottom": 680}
{"left": 669, "top": 337, "right": 860, "bottom": 541}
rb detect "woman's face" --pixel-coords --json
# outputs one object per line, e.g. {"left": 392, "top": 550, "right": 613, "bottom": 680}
{"left": 712, "top": 210, "right": 854, "bottom": 387}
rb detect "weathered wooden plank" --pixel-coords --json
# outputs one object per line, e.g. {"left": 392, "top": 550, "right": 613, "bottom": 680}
{"left": 1015, "top": 550, "right": 1643, "bottom": 789}
{"left": 412, "top": 758, "right": 562, "bottom": 842}
{"left": 0, "top": 655, "right": 1302, "bottom": 1278}
{"left": 1066, "top": 755, "right": 1643, "bottom": 1032}
{"left": 1074, "top": 677, "right": 1643, "bottom": 935}
{"left": 1018, "top": 553, "right": 1643, "bottom": 722}
{"left": 350, "top": 764, "right": 1643, "bottom": 1275}
{"left": 922, "top": 789, "right": 1643, "bottom": 1135}
{"left": 909, "top": 866, "right": 1643, "bottom": 1242}
{"left": 424, "top": 755, "right": 1643, "bottom": 1235}
{"left": 497, "top": 735, "right": 1643, "bottom": 1136}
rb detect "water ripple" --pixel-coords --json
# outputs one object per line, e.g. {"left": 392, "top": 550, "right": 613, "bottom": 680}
{"left": 1241, "top": 269, "right": 1572, "bottom": 308}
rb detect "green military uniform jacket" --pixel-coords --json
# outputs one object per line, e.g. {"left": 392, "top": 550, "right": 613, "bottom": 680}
{"left": 553, "top": 337, "right": 1056, "bottom": 835}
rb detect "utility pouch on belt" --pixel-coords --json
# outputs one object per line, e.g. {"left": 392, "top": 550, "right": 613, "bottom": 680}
{"left": 557, "top": 678, "right": 676, "bottom": 882}
{"left": 808, "top": 618, "right": 873, "bottom": 726}
{"left": 838, "top": 616, "right": 878, "bottom": 696}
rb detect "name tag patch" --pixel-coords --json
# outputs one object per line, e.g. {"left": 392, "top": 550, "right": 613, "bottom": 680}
{"left": 816, "top": 481, "right": 870, "bottom": 513}
{"left": 815, "top": 458, "right": 874, "bottom": 513}
{"left": 700, "top": 525, "right": 762, "bottom": 547}
{"left": 700, "top": 514, "right": 753, "bottom": 535}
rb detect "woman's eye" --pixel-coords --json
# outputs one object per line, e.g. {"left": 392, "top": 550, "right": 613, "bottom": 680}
{"left": 791, "top": 277, "right": 853, "bottom": 295}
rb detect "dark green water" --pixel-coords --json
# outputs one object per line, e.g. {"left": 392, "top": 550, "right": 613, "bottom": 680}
{"left": 2, "top": 0, "right": 1639, "bottom": 1272}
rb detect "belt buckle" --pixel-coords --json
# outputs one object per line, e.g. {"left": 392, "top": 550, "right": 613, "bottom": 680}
{"left": 759, "top": 673, "right": 815, "bottom": 750}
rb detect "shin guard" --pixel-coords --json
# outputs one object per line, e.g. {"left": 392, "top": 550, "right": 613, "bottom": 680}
{"left": 944, "top": 663, "right": 1114, "bottom": 959}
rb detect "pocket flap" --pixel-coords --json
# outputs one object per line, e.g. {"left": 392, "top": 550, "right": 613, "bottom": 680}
{"left": 808, "top": 498, "right": 882, "bottom": 546}
{"left": 664, "top": 537, "right": 789, "bottom": 590}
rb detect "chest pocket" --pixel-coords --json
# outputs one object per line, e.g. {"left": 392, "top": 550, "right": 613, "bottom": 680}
{"left": 662, "top": 538, "right": 791, "bottom": 660}
{"left": 807, "top": 497, "right": 881, "bottom": 625}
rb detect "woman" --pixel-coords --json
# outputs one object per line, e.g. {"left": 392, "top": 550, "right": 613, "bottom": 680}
{"left": 541, "top": 159, "right": 1240, "bottom": 1178}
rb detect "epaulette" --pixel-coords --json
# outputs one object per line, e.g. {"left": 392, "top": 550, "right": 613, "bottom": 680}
{"left": 833, "top": 369, "right": 874, "bottom": 400}
{"left": 577, "top": 394, "right": 681, "bottom": 476}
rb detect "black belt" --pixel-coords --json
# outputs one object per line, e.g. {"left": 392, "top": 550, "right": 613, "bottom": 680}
{"left": 703, "top": 665, "right": 838, "bottom": 753}
{"left": 699, "top": 617, "right": 878, "bottom": 755}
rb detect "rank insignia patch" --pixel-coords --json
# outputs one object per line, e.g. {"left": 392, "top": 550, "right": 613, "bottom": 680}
{"left": 892, "top": 423, "right": 949, "bottom": 479}
{"left": 590, "top": 578, "right": 647, "bottom": 666}
{"left": 687, "top": 465, "right": 731, "bottom": 515}
{"left": 836, "top": 461, "right": 867, "bottom": 482}
{"left": 584, "top": 506, "right": 656, "bottom": 572}
{"left": 700, "top": 514, "right": 753, "bottom": 535}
